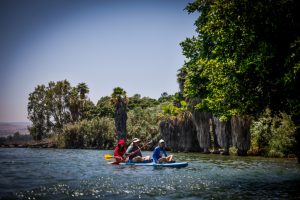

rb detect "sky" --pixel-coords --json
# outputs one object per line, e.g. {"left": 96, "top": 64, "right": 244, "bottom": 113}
{"left": 0, "top": 0, "right": 197, "bottom": 122}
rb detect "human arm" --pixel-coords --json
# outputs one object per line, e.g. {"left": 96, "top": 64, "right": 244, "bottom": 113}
{"left": 125, "top": 144, "right": 133, "bottom": 156}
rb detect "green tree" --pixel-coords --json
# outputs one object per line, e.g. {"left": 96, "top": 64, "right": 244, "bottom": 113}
{"left": 77, "top": 82, "right": 89, "bottom": 100}
{"left": 180, "top": 0, "right": 300, "bottom": 159}
{"left": 46, "top": 80, "right": 72, "bottom": 132}
{"left": 128, "top": 94, "right": 159, "bottom": 110}
{"left": 76, "top": 82, "right": 90, "bottom": 120}
{"left": 80, "top": 99, "right": 96, "bottom": 120}
{"left": 181, "top": 0, "right": 300, "bottom": 116}
{"left": 28, "top": 80, "right": 74, "bottom": 139}
{"left": 128, "top": 94, "right": 142, "bottom": 110}
{"left": 158, "top": 92, "right": 173, "bottom": 103}
{"left": 28, "top": 84, "right": 50, "bottom": 140}
{"left": 96, "top": 96, "right": 114, "bottom": 118}
{"left": 127, "top": 106, "right": 160, "bottom": 144}
{"left": 68, "top": 87, "right": 80, "bottom": 122}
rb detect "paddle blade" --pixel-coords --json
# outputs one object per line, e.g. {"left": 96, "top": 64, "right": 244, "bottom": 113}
{"left": 104, "top": 154, "right": 113, "bottom": 160}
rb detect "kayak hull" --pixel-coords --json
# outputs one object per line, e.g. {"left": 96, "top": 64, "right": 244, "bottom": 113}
{"left": 119, "top": 162, "right": 188, "bottom": 168}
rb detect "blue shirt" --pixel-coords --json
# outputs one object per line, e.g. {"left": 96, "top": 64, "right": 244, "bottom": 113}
{"left": 152, "top": 146, "right": 167, "bottom": 163}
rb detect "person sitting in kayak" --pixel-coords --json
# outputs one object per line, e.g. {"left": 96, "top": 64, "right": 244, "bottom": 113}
{"left": 114, "top": 139, "right": 126, "bottom": 163}
{"left": 152, "top": 139, "right": 174, "bottom": 163}
{"left": 125, "top": 138, "right": 150, "bottom": 162}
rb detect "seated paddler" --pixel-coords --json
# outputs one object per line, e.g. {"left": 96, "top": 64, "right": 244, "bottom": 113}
{"left": 152, "top": 139, "right": 174, "bottom": 163}
{"left": 114, "top": 139, "right": 126, "bottom": 163}
{"left": 125, "top": 138, "right": 150, "bottom": 163}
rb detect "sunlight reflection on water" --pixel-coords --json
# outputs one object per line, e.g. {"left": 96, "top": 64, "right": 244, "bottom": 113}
{"left": 0, "top": 148, "right": 300, "bottom": 199}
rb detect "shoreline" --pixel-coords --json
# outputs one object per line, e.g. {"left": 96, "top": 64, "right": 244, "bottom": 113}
{"left": 0, "top": 142, "right": 298, "bottom": 161}
{"left": 0, "top": 138, "right": 58, "bottom": 148}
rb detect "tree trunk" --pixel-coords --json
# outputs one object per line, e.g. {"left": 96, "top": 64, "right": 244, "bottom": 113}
{"left": 114, "top": 99, "right": 127, "bottom": 139}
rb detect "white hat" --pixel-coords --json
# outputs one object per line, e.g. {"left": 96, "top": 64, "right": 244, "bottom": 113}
{"left": 132, "top": 138, "right": 141, "bottom": 143}
{"left": 159, "top": 139, "right": 165, "bottom": 144}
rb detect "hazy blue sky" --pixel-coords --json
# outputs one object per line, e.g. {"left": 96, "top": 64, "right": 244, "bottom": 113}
{"left": 0, "top": 0, "right": 197, "bottom": 122}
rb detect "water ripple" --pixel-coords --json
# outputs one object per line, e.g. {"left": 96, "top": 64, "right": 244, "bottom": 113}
{"left": 1, "top": 149, "right": 300, "bottom": 199}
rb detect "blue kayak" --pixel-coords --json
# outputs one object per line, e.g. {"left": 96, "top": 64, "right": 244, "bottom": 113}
{"left": 119, "top": 161, "right": 188, "bottom": 168}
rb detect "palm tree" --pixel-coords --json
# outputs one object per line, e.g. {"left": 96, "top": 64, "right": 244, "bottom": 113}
{"left": 77, "top": 82, "right": 89, "bottom": 100}
{"left": 77, "top": 82, "right": 89, "bottom": 119}
{"left": 68, "top": 87, "right": 80, "bottom": 122}
{"left": 111, "top": 87, "right": 128, "bottom": 141}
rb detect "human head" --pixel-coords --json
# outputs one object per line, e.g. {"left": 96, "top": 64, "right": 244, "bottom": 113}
{"left": 118, "top": 139, "right": 125, "bottom": 148}
{"left": 132, "top": 138, "right": 140, "bottom": 145}
{"left": 159, "top": 139, "right": 165, "bottom": 148}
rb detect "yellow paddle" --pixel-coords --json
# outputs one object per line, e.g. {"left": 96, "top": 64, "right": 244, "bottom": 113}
{"left": 104, "top": 154, "right": 114, "bottom": 160}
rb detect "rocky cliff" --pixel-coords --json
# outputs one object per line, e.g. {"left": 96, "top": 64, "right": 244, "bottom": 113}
{"left": 159, "top": 111, "right": 201, "bottom": 152}
{"left": 160, "top": 110, "right": 252, "bottom": 156}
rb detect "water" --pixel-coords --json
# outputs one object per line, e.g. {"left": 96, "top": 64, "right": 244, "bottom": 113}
{"left": 1, "top": 148, "right": 300, "bottom": 200}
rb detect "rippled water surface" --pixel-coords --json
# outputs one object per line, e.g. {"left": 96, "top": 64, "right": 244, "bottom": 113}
{"left": 1, "top": 148, "right": 300, "bottom": 199}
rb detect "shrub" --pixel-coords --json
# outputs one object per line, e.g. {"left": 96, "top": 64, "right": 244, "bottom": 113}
{"left": 127, "top": 106, "right": 161, "bottom": 147}
{"left": 250, "top": 109, "right": 296, "bottom": 157}
{"left": 60, "top": 117, "right": 115, "bottom": 149}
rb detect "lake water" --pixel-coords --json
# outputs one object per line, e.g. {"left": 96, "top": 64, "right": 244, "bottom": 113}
{"left": 1, "top": 148, "right": 300, "bottom": 199}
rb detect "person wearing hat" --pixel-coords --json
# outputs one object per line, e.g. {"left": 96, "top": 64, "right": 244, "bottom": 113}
{"left": 152, "top": 139, "right": 174, "bottom": 163}
{"left": 125, "top": 138, "right": 150, "bottom": 162}
{"left": 113, "top": 139, "right": 126, "bottom": 163}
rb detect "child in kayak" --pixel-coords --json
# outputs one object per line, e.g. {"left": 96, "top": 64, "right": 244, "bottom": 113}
{"left": 152, "top": 139, "right": 174, "bottom": 163}
{"left": 114, "top": 139, "right": 126, "bottom": 163}
{"left": 125, "top": 138, "right": 151, "bottom": 162}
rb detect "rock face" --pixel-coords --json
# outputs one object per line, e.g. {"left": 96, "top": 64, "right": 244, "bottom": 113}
{"left": 213, "top": 117, "right": 231, "bottom": 155}
{"left": 160, "top": 110, "right": 251, "bottom": 156}
{"left": 192, "top": 111, "right": 212, "bottom": 153}
{"left": 231, "top": 116, "right": 251, "bottom": 156}
{"left": 160, "top": 112, "right": 201, "bottom": 152}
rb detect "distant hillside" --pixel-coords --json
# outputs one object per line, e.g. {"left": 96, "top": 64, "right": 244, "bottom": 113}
{"left": 0, "top": 122, "right": 31, "bottom": 137}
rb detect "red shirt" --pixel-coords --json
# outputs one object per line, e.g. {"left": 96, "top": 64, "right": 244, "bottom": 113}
{"left": 114, "top": 140, "right": 126, "bottom": 158}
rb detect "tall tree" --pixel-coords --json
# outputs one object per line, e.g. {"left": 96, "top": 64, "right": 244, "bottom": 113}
{"left": 111, "top": 87, "right": 128, "bottom": 141}
{"left": 76, "top": 82, "right": 90, "bottom": 120}
{"left": 27, "top": 85, "right": 50, "bottom": 140}
{"left": 77, "top": 82, "right": 89, "bottom": 100}
{"left": 68, "top": 87, "right": 80, "bottom": 122}
{"left": 180, "top": 0, "right": 300, "bottom": 159}
{"left": 28, "top": 80, "right": 73, "bottom": 139}
{"left": 46, "top": 80, "right": 72, "bottom": 132}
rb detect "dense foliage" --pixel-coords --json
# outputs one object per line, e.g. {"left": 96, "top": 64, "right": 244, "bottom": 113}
{"left": 127, "top": 106, "right": 161, "bottom": 148}
{"left": 56, "top": 117, "right": 115, "bottom": 149}
{"left": 28, "top": 80, "right": 92, "bottom": 140}
{"left": 250, "top": 109, "right": 296, "bottom": 157}
{"left": 178, "top": 0, "right": 300, "bottom": 158}
{"left": 180, "top": 0, "right": 300, "bottom": 120}
{"left": 27, "top": 80, "right": 171, "bottom": 149}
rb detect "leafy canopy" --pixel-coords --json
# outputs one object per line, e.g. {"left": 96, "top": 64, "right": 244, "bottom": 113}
{"left": 180, "top": 0, "right": 300, "bottom": 120}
